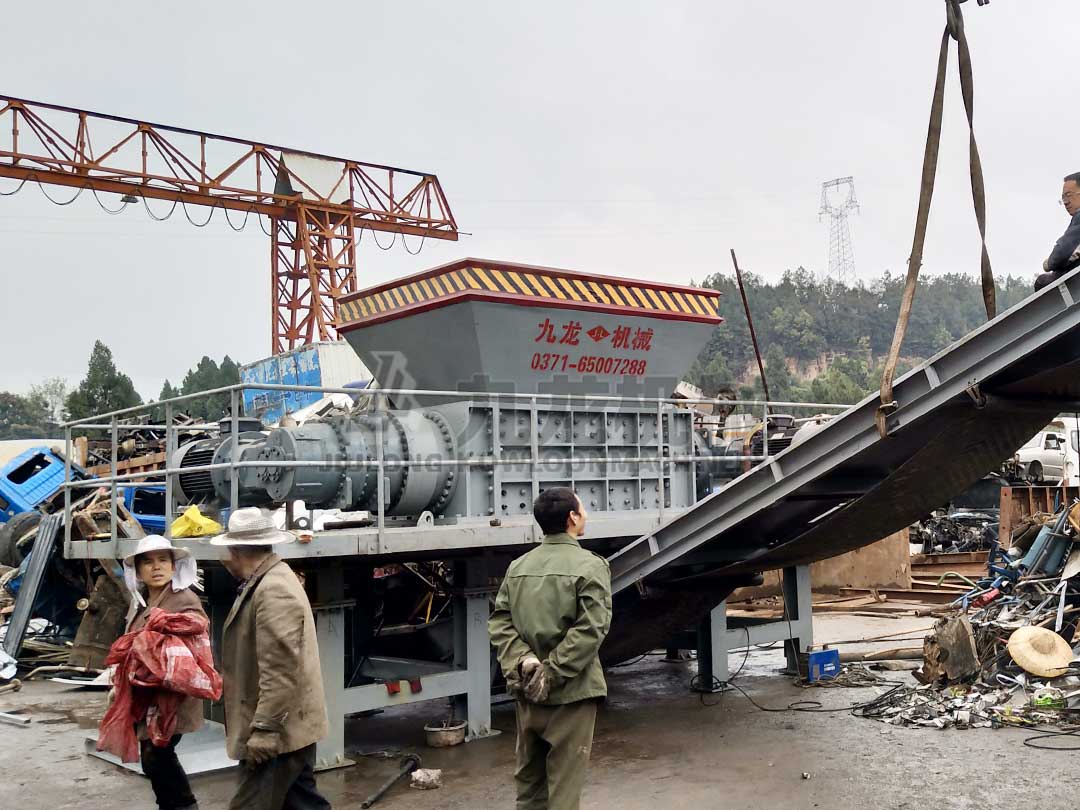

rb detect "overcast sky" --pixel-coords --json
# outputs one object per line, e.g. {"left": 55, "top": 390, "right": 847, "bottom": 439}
{"left": 1, "top": 1, "right": 1076, "bottom": 400}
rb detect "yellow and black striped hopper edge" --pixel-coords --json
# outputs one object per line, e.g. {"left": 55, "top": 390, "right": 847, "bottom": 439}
{"left": 337, "top": 261, "right": 721, "bottom": 327}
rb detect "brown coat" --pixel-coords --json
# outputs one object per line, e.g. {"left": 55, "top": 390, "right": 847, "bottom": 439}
{"left": 220, "top": 554, "right": 328, "bottom": 760}
{"left": 126, "top": 586, "right": 207, "bottom": 738}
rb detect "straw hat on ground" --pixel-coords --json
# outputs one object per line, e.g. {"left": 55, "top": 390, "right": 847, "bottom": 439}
{"left": 1007, "top": 626, "right": 1075, "bottom": 678}
{"left": 122, "top": 535, "right": 197, "bottom": 607}
{"left": 209, "top": 507, "right": 295, "bottom": 547}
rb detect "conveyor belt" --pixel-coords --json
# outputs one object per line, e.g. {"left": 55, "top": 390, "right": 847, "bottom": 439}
{"left": 608, "top": 270, "right": 1080, "bottom": 594}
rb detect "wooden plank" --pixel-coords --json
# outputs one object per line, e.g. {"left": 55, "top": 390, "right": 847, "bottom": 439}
{"left": 836, "top": 587, "right": 958, "bottom": 605}
{"left": 910, "top": 551, "right": 988, "bottom": 565}
{"left": 910, "top": 563, "right": 987, "bottom": 577}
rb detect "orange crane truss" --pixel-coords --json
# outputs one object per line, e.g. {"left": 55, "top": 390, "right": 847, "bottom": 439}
{"left": 0, "top": 94, "right": 458, "bottom": 352}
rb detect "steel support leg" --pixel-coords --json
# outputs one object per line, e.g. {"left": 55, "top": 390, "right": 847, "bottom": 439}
{"left": 314, "top": 567, "right": 352, "bottom": 770}
{"left": 782, "top": 564, "right": 814, "bottom": 676}
{"left": 453, "top": 560, "right": 499, "bottom": 741}
{"left": 694, "top": 600, "right": 729, "bottom": 691}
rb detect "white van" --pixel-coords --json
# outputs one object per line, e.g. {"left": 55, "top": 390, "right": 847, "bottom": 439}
{"left": 1016, "top": 429, "right": 1066, "bottom": 482}
{"left": 1061, "top": 414, "right": 1080, "bottom": 485}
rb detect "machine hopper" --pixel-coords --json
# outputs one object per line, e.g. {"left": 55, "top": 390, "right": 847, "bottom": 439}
{"left": 336, "top": 258, "right": 722, "bottom": 399}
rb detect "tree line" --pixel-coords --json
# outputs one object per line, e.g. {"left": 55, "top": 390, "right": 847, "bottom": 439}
{"left": 687, "top": 269, "right": 1034, "bottom": 405}
{"left": 0, "top": 342, "right": 241, "bottom": 439}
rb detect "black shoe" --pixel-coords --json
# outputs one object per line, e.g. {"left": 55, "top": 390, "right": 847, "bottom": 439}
{"left": 1034, "top": 270, "right": 1063, "bottom": 291}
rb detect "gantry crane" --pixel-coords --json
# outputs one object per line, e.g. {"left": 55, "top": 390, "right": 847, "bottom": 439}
{"left": 0, "top": 94, "right": 458, "bottom": 352}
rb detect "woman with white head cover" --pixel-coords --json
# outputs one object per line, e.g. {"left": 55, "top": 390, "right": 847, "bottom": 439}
{"left": 123, "top": 535, "right": 199, "bottom": 612}
{"left": 115, "top": 535, "right": 209, "bottom": 810}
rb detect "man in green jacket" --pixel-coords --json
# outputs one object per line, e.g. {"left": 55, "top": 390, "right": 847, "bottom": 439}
{"left": 489, "top": 487, "right": 613, "bottom": 810}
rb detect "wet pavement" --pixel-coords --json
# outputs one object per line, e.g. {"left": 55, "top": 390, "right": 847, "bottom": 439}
{"left": 4, "top": 614, "right": 1080, "bottom": 810}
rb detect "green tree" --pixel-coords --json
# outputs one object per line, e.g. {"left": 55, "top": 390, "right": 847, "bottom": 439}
{"left": 763, "top": 344, "right": 798, "bottom": 402}
{"left": 694, "top": 269, "right": 1033, "bottom": 397}
{"left": 149, "top": 380, "right": 180, "bottom": 423}
{"left": 179, "top": 355, "right": 242, "bottom": 420}
{"left": 689, "top": 354, "right": 734, "bottom": 398}
{"left": 0, "top": 391, "right": 51, "bottom": 439}
{"left": 28, "top": 377, "right": 69, "bottom": 425}
{"left": 809, "top": 356, "right": 874, "bottom": 405}
{"left": 65, "top": 341, "right": 142, "bottom": 421}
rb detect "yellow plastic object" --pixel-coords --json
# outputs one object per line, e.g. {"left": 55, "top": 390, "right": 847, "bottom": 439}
{"left": 170, "top": 505, "right": 223, "bottom": 538}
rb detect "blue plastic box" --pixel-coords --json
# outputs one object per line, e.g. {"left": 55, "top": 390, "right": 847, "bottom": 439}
{"left": 807, "top": 648, "right": 841, "bottom": 682}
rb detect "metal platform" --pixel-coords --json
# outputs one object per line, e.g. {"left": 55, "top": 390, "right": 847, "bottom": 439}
{"left": 64, "top": 510, "right": 687, "bottom": 563}
{"left": 609, "top": 268, "right": 1080, "bottom": 593}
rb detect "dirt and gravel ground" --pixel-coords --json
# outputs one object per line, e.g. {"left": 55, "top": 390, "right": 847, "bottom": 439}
{"left": 3, "top": 614, "right": 1079, "bottom": 810}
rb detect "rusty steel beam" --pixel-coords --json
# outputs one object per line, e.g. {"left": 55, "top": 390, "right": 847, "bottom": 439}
{"left": 0, "top": 94, "right": 458, "bottom": 352}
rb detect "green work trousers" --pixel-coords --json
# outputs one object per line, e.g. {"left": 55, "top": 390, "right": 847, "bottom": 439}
{"left": 514, "top": 698, "right": 598, "bottom": 810}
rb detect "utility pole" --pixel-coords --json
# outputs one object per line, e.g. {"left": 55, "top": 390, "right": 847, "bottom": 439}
{"left": 729, "top": 249, "right": 771, "bottom": 412}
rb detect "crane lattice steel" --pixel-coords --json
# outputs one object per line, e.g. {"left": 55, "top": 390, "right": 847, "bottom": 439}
{"left": 0, "top": 94, "right": 458, "bottom": 352}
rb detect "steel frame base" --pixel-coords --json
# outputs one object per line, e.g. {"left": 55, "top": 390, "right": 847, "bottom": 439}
{"left": 86, "top": 721, "right": 237, "bottom": 775}
{"left": 694, "top": 565, "right": 813, "bottom": 690}
{"left": 313, "top": 560, "right": 499, "bottom": 770}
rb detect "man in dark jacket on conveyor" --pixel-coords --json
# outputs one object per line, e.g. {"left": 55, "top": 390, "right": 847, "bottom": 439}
{"left": 1035, "top": 172, "right": 1080, "bottom": 291}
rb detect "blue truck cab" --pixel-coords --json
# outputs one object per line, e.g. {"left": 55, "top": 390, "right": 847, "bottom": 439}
{"left": 124, "top": 484, "right": 167, "bottom": 534}
{"left": 0, "top": 446, "right": 72, "bottom": 524}
{"left": 0, "top": 446, "right": 166, "bottom": 533}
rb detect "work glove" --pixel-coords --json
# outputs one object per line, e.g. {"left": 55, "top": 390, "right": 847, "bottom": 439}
{"left": 523, "top": 661, "right": 552, "bottom": 704}
{"left": 244, "top": 729, "right": 281, "bottom": 767}
{"left": 518, "top": 654, "right": 541, "bottom": 680}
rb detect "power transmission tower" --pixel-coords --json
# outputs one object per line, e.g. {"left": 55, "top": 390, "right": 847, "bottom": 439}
{"left": 819, "top": 176, "right": 859, "bottom": 284}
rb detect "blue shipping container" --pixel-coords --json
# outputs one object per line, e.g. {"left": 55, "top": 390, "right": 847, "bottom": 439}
{"left": 240, "top": 342, "right": 370, "bottom": 424}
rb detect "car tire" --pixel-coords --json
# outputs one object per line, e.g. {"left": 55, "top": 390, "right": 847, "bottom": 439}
{"left": 0, "top": 510, "right": 43, "bottom": 568}
{"left": 1029, "top": 461, "right": 1044, "bottom": 483}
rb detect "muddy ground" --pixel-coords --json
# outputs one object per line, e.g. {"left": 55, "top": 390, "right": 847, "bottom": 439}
{"left": 3, "top": 614, "right": 1078, "bottom": 810}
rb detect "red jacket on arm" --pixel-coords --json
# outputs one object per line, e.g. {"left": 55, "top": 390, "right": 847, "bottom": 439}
{"left": 97, "top": 607, "right": 222, "bottom": 763}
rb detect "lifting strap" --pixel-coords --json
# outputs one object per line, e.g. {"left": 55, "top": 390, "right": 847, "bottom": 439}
{"left": 877, "top": 0, "right": 995, "bottom": 438}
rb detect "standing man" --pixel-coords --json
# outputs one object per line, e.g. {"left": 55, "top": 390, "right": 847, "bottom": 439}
{"left": 1035, "top": 171, "right": 1080, "bottom": 290}
{"left": 489, "top": 487, "right": 613, "bottom": 810}
{"left": 212, "top": 507, "right": 331, "bottom": 810}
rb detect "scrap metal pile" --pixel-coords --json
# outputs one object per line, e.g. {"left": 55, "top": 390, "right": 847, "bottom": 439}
{"left": 910, "top": 509, "right": 998, "bottom": 554}
{"left": 860, "top": 501, "right": 1080, "bottom": 731}
{"left": 0, "top": 489, "right": 142, "bottom": 694}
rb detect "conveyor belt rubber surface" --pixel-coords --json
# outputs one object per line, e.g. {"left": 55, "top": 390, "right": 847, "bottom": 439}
{"left": 608, "top": 270, "right": 1080, "bottom": 595}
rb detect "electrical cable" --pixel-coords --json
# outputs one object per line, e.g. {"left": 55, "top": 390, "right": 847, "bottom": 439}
{"left": 0, "top": 177, "right": 29, "bottom": 196}
{"left": 181, "top": 199, "right": 216, "bottom": 227}
{"left": 140, "top": 194, "right": 178, "bottom": 222}
{"left": 3, "top": 171, "right": 430, "bottom": 257}
{"left": 1022, "top": 727, "right": 1080, "bottom": 751}
{"left": 89, "top": 188, "right": 130, "bottom": 215}
{"left": 223, "top": 205, "right": 255, "bottom": 232}
{"left": 369, "top": 227, "right": 397, "bottom": 250}
{"left": 608, "top": 651, "right": 669, "bottom": 669}
{"left": 689, "top": 570, "right": 906, "bottom": 714}
{"left": 38, "top": 181, "right": 85, "bottom": 206}
{"left": 401, "top": 232, "right": 426, "bottom": 256}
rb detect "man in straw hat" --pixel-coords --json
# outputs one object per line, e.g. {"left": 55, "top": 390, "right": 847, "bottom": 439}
{"left": 212, "top": 507, "right": 331, "bottom": 810}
